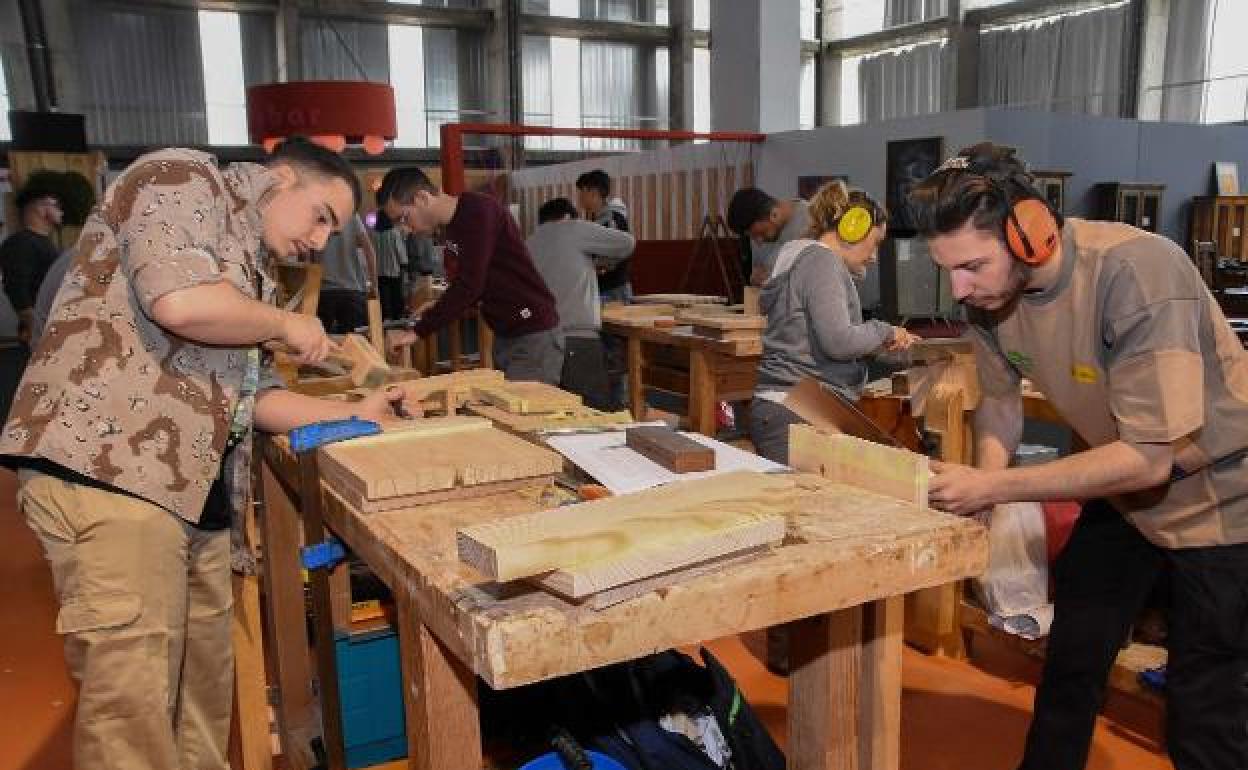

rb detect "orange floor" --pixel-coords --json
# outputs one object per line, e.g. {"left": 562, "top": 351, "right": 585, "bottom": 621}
{"left": 0, "top": 468, "right": 1172, "bottom": 770}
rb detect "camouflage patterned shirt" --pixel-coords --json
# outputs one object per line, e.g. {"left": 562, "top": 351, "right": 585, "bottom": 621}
{"left": 1, "top": 148, "right": 281, "bottom": 524}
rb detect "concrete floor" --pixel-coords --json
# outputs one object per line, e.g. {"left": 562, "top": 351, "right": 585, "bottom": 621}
{"left": 0, "top": 469, "right": 1172, "bottom": 770}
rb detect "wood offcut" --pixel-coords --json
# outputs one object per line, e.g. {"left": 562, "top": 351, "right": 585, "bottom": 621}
{"left": 625, "top": 426, "right": 716, "bottom": 472}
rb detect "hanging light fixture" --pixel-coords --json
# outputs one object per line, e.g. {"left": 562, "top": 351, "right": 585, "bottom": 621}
{"left": 247, "top": 81, "right": 397, "bottom": 156}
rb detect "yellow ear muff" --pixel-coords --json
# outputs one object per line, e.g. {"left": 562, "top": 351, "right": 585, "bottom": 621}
{"left": 837, "top": 205, "right": 873, "bottom": 244}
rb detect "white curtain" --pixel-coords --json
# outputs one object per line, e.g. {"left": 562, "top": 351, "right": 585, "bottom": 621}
{"left": 66, "top": 1, "right": 208, "bottom": 145}
{"left": 858, "top": 40, "right": 951, "bottom": 123}
{"left": 884, "top": 0, "right": 949, "bottom": 26}
{"left": 978, "top": 4, "right": 1130, "bottom": 117}
{"left": 1159, "top": 0, "right": 1212, "bottom": 122}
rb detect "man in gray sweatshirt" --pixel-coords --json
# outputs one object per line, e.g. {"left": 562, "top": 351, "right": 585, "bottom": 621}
{"left": 527, "top": 197, "right": 635, "bottom": 410}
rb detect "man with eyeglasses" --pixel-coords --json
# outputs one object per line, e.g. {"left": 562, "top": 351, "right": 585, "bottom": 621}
{"left": 1, "top": 186, "right": 63, "bottom": 344}
{"left": 378, "top": 167, "right": 563, "bottom": 384}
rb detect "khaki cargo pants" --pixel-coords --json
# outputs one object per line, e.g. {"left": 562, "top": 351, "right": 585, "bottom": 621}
{"left": 19, "top": 471, "right": 234, "bottom": 770}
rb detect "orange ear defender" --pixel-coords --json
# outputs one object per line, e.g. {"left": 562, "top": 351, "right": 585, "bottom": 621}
{"left": 1005, "top": 197, "right": 1059, "bottom": 266}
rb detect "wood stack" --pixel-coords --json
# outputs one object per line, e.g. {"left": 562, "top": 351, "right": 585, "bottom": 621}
{"left": 601, "top": 302, "right": 676, "bottom": 327}
{"left": 686, "top": 313, "right": 766, "bottom": 342}
{"left": 632, "top": 293, "right": 728, "bottom": 307}
{"left": 317, "top": 417, "right": 563, "bottom": 513}
{"left": 456, "top": 471, "right": 793, "bottom": 601}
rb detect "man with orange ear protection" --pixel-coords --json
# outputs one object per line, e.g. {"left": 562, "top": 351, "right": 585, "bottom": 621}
{"left": 910, "top": 142, "right": 1248, "bottom": 770}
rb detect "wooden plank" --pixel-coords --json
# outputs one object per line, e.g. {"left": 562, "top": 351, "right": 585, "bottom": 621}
{"left": 465, "top": 402, "right": 633, "bottom": 434}
{"left": 632, "top": 293, "right": 727, "bottom": 306}
{"left": 318, "top": 417, "right": 563, "bottom": 511}
{"left": 456, "top": 471, "right": 791, "bottom": 597}
{"left": 625, "top": 425, "right": 716, "bottom": 472}
{"left": 472, "top": 381, "right": 583, "bottom": 414}
{"left": 298, "top": 452, "right": 346, "bottom": 770}
{"left": 789, "top": 425, "right": 930, "bottom": 508}
{"left": 685, "top": 313, "right": 766, "bottom": 330}
{"left": 366, "top": 297, "right": 385, "bottom": 355}
{"left": 628, "top": 335, "right": 645, "bottom": 420}
{"left": 860, "top": 597, "right": 903, "bottom": 770}
{"left": 661, "top": 172, "right": 673, "bottom": 239}
{"left": 646, "top": 173, "right": 658, "bottom": 241}
{"left": 257, "top": 454, "right": 319, "bottom": 770}
{"left": 229, "top": 516, "right": 275, "bottom": 770}
{"left": 790, "top": 607, "right": 864, "bottom": 770}
{"left": 688, "top": 348, "right": 718, "bottom": 435}
{"left": 743, "top": 286, "right": 761, "bottom": 315}
{"left": 676, "top": 170, "right": 689, "bottom": 238}
{"left": 388, "top": 368, "right": 503, "bottom": 400}
{"left": 692, "top": 168, "right": 704, "bottom": 233}
{"left": 396, "top": 596, "right": 482, "bottom": 770}
{"left": 709, "top": 168, "right": 721, "bottom": 220}
{"left": 581, "top": 546, "right": 767, "bottom": 610}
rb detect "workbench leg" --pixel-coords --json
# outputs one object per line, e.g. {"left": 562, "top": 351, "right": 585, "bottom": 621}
{"left": 789, "top": 600, "right": 902, "bottom": 770}
{"left": 258, "top": 458, "right": 319, "bottom": 770}
{"left": 790, "top": 607, "right": 863, "bottom": 770}
{"left": 479, "top": 319, "right": 495, "bottom": 370}
{"left": 396, "top": 596, "right": 482, "bottom": 770}
{"left": 627, "top": 335, "right": 645, "bottom": 420}
{"left": 229, "top": 568, "right": 274, "bottom": 770}
{"left": 297, "top": 453, "right": 347, "bottom": 770}
{"left": 859, "top": 597, "right": 903, "bottom": 770}
{"left": 689, "top": 348, "right": 717, "bottom": 436}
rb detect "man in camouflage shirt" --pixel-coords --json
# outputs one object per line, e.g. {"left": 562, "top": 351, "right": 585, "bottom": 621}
{"left": 1, "top": 138, "right": 406, "bottom": 770}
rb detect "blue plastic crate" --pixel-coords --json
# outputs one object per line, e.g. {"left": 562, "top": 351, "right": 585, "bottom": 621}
{"left": 335, "top": 627, "right": 406, "bottom": 768}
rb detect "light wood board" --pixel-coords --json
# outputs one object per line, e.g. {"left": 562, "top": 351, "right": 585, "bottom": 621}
{"left": 457, "top": 470, "right": 790, "bottom": 599}
{"left": 465, "top": 402, "right": 633, "bottom": 434}
{"left": 472, "top": 381, "right": 583, "bottom": 415}
{"left": 632, "top": 293, "right": 727, "bottom": 307}
{"left": 318, "top": 417, "right": 563, "bottom": 512}
{"left": 788, "top": 424, "right": 930, "bottom": 507}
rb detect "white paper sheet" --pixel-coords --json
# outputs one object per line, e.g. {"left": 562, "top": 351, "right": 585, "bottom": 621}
{"left": 545, "top": 428, "right": 789, "bottom": 495}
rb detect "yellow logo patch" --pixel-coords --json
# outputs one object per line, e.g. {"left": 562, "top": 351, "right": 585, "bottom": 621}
{"left": 1072, "top": 364, "right": 1098, "bottom": 384}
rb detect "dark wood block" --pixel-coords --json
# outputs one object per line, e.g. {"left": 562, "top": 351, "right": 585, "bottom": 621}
{"left": 625, "top": 426, "right": 716, "bottom": 473}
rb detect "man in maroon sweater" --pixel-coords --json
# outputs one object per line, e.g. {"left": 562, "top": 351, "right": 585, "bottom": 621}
{"left": 378, "top": 167, "right": 563, "bottom": 383}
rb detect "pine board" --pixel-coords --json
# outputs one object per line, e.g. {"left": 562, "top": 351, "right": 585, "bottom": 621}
{"left": 456, "top": 470, "right": 791, "bottom": 598}
{"left": 318, "top": 417, "right": 563, "bottom": 512}
{"left": 788, "top": 424, "right": 930, "bottom": 507}
{"left": 465, "top": 402, "right": 633, "bottom": 434}
{"left": 677, "top": 310, "right": 765, "bottom": 329}
{"left": 473, "top": 382, "right": 583, "bottom": 415}
{"left": 632, "top": 293, "right": 727, "bottom": 307}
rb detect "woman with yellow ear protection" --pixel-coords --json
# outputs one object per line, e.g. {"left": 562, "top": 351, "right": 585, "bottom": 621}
{"left": 748, "top": 180, "right": 919, "bottom": 466}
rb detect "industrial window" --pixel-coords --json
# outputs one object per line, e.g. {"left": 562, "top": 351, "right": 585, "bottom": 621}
{"left": 1203, "top": 0, "right": 1248, "bottom": 123}
{"left": 197, "top": 11, "right": 249, "bottom": 146}
{"left": 0, "top": 59, "right": 10, "bottom": 143}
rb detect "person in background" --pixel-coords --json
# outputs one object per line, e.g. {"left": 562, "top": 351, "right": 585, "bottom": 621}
{"left": 576, "top": 170, "right": 634, "bottom": 409}
{"left": 1, "top": 137, "right": 408, "bottom": 770}
{"left": 749, "top": 181, "right": 917, "bottom": 465}
{"left": 373, "top": 210, "right": 409, "bottom": 321}
{"left": 378, "top": 167, "right": 563, "bottom": 383}
{"left": 0, "top": 185, "right": 63, "bottom": 344}
{"left": 726, "top": 187, "right": 811, "bottom": 287}
{"left": 527, "top": 197, "right": 636, "bottom": 410}
{"left": 30, "top": 247, "right": 73, "bottom": 342}
{"left": 313, "top": 209, "right": 378, "bottom": 334}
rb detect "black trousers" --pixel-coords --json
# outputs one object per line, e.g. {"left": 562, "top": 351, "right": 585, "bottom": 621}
{"left": 378, "top": 276, "right": 405, "bottom": 321}
{"left": 316, "top": 289, "right": 368, "bottom": 335}
{"left": 560, "top": 335, "right": 612, "bottom": 412}
{"left": 1019, "top": 499, "right": 1248, "bottom": 770}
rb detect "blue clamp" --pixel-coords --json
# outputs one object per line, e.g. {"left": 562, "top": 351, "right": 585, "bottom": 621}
{"left": 1139, "top": 665, "right": 1166, "bottom": 692}
{"left": 301, "top": 537, "right": 347, "bottom": 571}
{"left": 289, "top": 417, "right": 381, "bottom": 453}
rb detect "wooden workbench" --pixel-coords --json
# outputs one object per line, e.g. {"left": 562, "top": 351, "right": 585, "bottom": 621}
{"left": 257, "top": 435, "right": 987, "bottom": 770}
{"left": 601, "top": 319, "right": 760, "bottom": 435}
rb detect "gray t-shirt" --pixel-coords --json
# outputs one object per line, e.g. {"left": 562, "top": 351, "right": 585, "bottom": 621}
{"left": 317, "top": 213, "right": 368, "bottom": 292}
{"left": 752, "top": 199, "right": 810, "bottom": 279}
{"left": 526, "top": 219, "right": 635, "bottom": 337}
